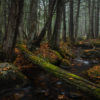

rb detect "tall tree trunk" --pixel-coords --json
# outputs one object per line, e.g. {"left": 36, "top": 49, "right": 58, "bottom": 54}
{"left": 95, "top": 0, "right": 100, "bottom": 38}
{"left": 47, "top": 0, "right": 54, "bottom": 42}
{"left": 50, "top": 0, "right": 63, "bottom": 49}
{"left": 42, "top": 0, "right": 48, "bottom": 25}
{"left": 85, "top": 8, "right": 87, "bottom": 37}
{"left": 3, "top": 0, "right": 7, "bottom": 33}
{"left": 2, "top": 0, "right": 24, "bottom": 61}
{"left": 0, "top": 1, "right": 2, "bottom": 43}
{"left": 89, "top": 0, "right": 95, "bottom": 38}
{"left": 87, "top": 0, "right": 91, "bottom": 39}
{"left": 74, "top": 0, "right": 80, "bottom": 39}
{"left": 27, "top": 0, "right": 38, "bottom": 49}
{"left": 37, "top": 0, "right": 41, "bottom": 34}
{"left": 69, "top": 0, "right": 74, "bottom": 42}
{"left": 62, "top": 3, "right": 67, "bottom": 42}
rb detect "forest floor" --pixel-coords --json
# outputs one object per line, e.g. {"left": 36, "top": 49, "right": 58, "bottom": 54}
{"left": 1, "top": 39, "right": 100, "bottom": 100}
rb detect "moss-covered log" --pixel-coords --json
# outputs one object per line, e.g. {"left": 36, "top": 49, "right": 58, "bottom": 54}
{"left": 17, "top": 44, "right": 100, "bottom": 100}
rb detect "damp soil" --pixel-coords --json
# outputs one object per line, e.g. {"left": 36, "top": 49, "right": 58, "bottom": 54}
{"left": 1, "top": 46, "right": 100, "bottom": 100}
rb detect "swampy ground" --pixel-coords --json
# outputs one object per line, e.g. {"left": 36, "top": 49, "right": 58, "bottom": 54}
{"left": 1, "top": 39, "right": 100, "bottom": 100}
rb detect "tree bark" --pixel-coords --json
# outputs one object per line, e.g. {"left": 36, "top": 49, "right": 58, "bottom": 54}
{"left": 69, "top": 0, "right": 74, "bottom": 42}
{"left": 95, "top": 0, "right": 100, "bottom": 38}
{"left": 74, "top": 0, "right": 80, "bottom": 39}
{"left": 89, "top": 0, "right": 95, "bottom": 38}
{"left": 42, "top": 0, "right": 48, "bottom": 25}
{"left": 62, "top": 3, "right": 67, "bottom": 42}
{"left": 2, "top": 0, "right": 24, "bottom": 61}
{"left": 50, "top": 0, "right": 63, "bottom": 49}
{"left": 87, "top": 0, "right": 91, "bottom": 39}
{"left": 27, "top": 0, "right": 38, "bottom": 50}
{"left": 47, "top": 0, "right": 54, "bottom": 42}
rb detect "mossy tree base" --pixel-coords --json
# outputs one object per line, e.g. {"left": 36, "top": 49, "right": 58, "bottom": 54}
{"left": 17, "top": 44, "right": 100, "bottom": 100}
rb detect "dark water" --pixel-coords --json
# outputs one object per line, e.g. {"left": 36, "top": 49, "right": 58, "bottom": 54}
{"left": 1, "top": 48, "right": 99, "bottom": 100}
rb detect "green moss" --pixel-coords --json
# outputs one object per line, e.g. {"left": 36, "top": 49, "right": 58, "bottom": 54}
{"left": 51, "top": 50, "right": 63, "bottom": 60}
{"left": 59, "top": 48, "right": 75, "bottom": 59}
{"left": 61, "top": 59, "right": 71, "bottom": 66}
{"left": 18, "top": 44, "right": 100, "bottom": 100}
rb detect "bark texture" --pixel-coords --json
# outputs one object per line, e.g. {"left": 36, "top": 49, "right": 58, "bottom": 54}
{"left": 69, "top": 0, "right": 74, "bottom": 42}
{"left": 2, "top": 0, "right": 24, "bottom": 61}
{"left": 51, "top": 0, "right": 63, "bottom": 49}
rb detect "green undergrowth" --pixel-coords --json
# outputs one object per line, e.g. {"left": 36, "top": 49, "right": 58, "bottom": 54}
{"left": 33, "top": 42, "right": 72, "bottom": 66}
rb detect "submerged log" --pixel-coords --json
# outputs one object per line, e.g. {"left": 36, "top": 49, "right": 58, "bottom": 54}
{"left": 17, "top": 44, "right": 100, "bottom": 100}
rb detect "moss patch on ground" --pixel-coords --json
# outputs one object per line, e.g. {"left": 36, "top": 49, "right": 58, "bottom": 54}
{"left": 34, "top": 42, "right": 72, "bottom": 66}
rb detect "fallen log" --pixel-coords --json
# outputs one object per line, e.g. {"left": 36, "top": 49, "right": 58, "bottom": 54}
{"left": 17, "top": 44, "right": 100, "bottom": 100}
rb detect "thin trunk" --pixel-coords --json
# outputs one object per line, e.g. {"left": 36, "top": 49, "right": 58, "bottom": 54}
{"left": 74, "top": 0, "right": 80, "bottom": 39}
{"left": 3, "top": 0, "right": 7, "bottom": 33}
{"left": 47, "top": 0, "right": 53, "bottom": 42}
{"left": 62, "top": 3, "right": 67, "bottom": 42}
{"left": 42, "top": 0, "right": 47, "bottom": 25}
{"left": 87, "top": 0, "right": 91, "bottom": 39}
{"left": 95, "top": 0, "right": 100, "bottom": 38}
{"left": 69, "top": 0, "right": 74, "bottom": 42}
{"left": 89, "top": 0, "right": 95, "bottom": 38}
{"left": 85, "top": 8, "right": 87, "bottom": 37}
